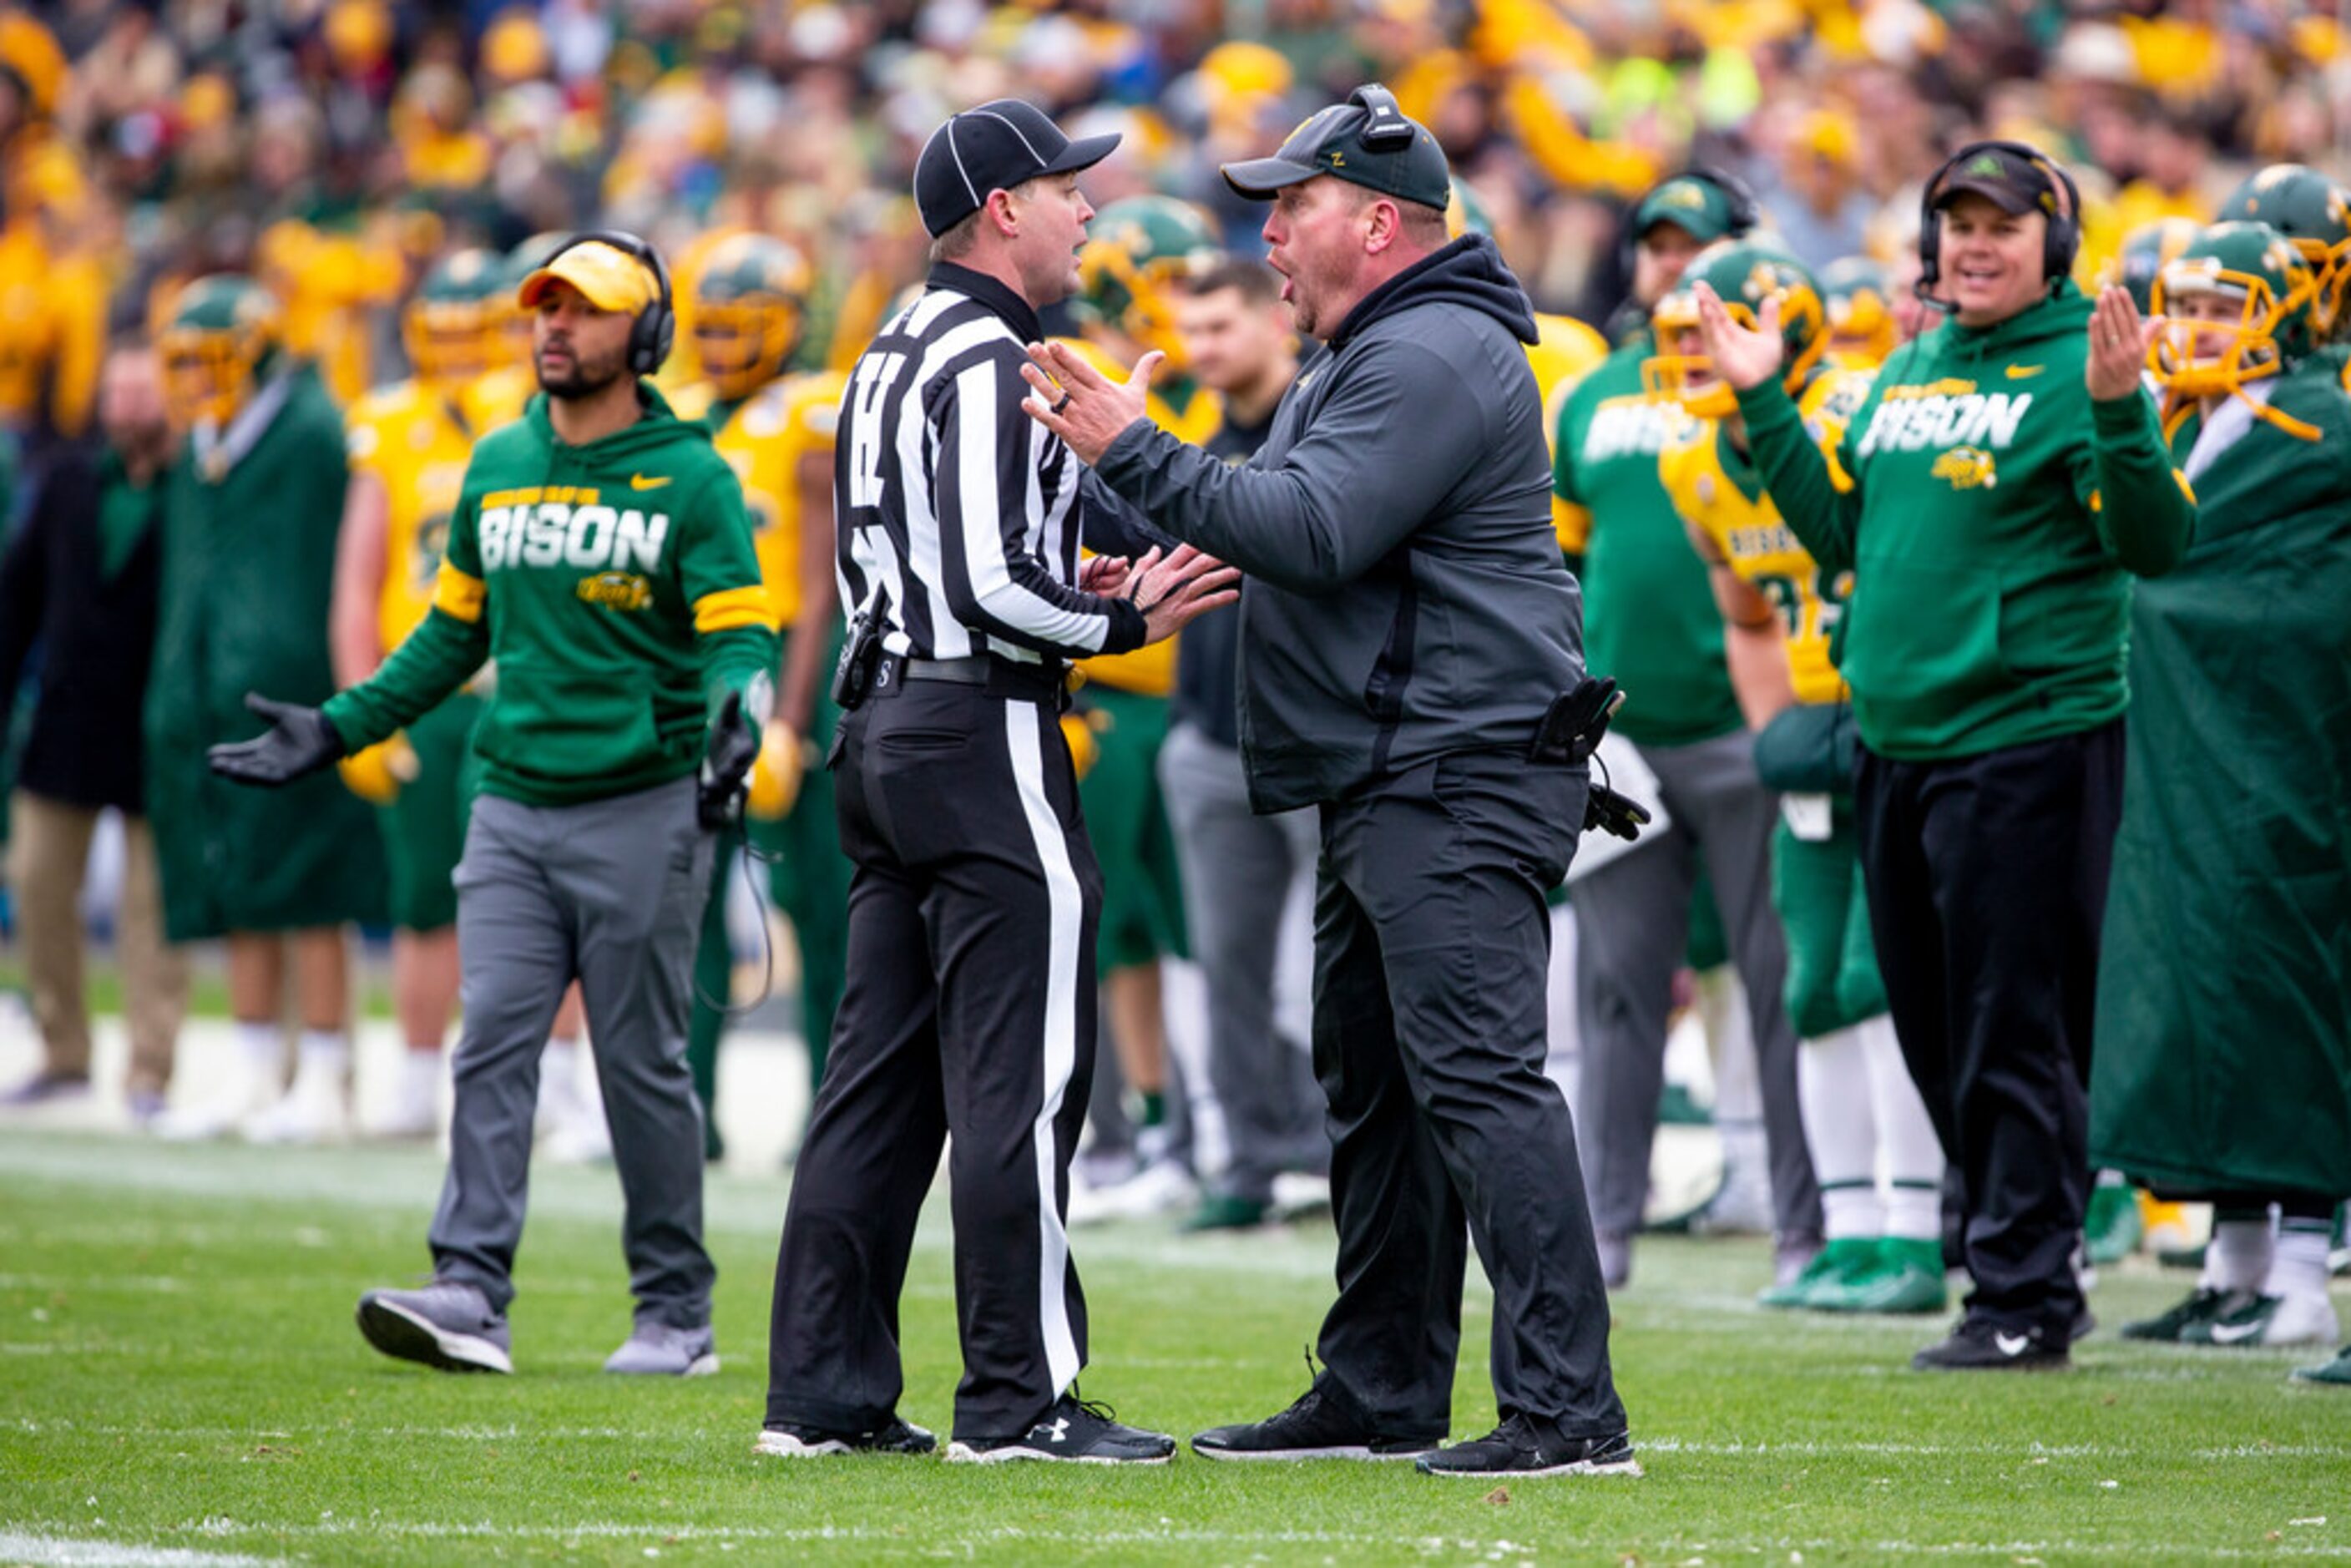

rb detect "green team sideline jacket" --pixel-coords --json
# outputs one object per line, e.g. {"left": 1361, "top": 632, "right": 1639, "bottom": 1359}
{"left": 1733, "top": 281, "right": 2196, "bottom": 761}
{"left": 324, "top": 382, "right": 777, "bottom": 807}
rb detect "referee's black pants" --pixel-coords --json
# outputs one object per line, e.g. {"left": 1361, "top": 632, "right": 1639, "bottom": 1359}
{"left": 1312, "top": 750, "right": 1626, "bottom": 1439}
{"left": 766, "top": 670, "right": 1099, "bottom": 1442}
{"left": 1853, "top": 719, "right": 2125, "bottom": 1343}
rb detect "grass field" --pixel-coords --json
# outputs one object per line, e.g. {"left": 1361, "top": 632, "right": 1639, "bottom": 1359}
{"left": 3, "top": 1130, "right": 2348, "bottom": 1567}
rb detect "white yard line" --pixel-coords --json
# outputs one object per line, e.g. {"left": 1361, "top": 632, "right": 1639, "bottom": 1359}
{"left": 0, "top": 1532, "right": 274, "bottom": 1567}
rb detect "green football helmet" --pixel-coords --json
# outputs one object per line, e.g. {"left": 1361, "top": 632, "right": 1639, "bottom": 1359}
{"left": 1074, "top": 195, "right": 1223, "bottom": 367}
{"left": 159, "top": 274, "right": 281, "bottom": 428}
{"left": 1646, "top": 240, "right": 1826, "bottom": 418}
{"left": 690, "top": 231, "right": 813, "bottom": 401}
{"left": 1819, "top": 255, "right": 1896, "bottom": 365}
{"left": 2217, "top": 164, "right": 2351, "bottom": 336}
{"left": 405, "top": 247, "right": 506, "bottom": 387}
{"left": 2104, "top": 215, "right": 2203, "bottom": 316}
{"left": 2149, "top": 220, "right": 2322, "bottom": 440}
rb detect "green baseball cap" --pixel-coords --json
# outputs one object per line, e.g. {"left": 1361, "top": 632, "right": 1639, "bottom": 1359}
{"left": 1632, "top": 174, "right": 1745, "bottom": 245}
{"left": 1221, "top": 83, "right": 1452, "bottom": 212}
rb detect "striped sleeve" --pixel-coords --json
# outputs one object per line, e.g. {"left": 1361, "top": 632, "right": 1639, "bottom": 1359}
{"left": 930, "top": 349, "right": 1145, "bottom": 659}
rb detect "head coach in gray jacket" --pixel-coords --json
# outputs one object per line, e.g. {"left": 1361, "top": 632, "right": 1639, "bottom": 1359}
{"left": 1026, "top": 85, "right": 1634, "bottom": 1479}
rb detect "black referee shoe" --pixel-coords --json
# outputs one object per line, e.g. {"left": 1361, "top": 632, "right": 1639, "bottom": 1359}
{"left": 754, "top": 1416, "right": 937, "bottom": 1458}
{"left": 1911, "top": 1318, "right": 2070, "bottom": 1372}
{"left": 1191, "top": 1373, "right": 1442, "bottom": 1462}
{"left": 1415, "top": 1417, "right": 1641, "bottom": 1478}
{"left": 945, "top": 1393, "right": 1175, "bottom": 1465}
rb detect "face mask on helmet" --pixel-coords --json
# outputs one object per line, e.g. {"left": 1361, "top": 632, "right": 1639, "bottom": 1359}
{"left": 2219, "top": 165, "right": 2351, "bottom": 339}
{"left": 691, "top": 297, "right": 801, "bottom": 400}
{"left": 690, "top": 237, "right": 811, "bottom": 401}
{"left": 1642, "top": 247, "right": 1827, "bottom": 419}
{"left": 159, "top": 283, "right": 279, "bottom": 430}
{"left": 1076, "top": 241, "right": 1196, "bottom": 369}
{"left": 404, "top": 299, "right": 495, "bottom": 386}
{"left": 2148, "top": 230, "right": 2323, "bottom": 441}
{"left": 1074, "top": 199, "right": 1222, "bottom": 373}
{"left": 1826, "top": 286, "right": 1894, "bottom": 364}
{"left": 159, "top": 330, "right": 260, "bottom": 428}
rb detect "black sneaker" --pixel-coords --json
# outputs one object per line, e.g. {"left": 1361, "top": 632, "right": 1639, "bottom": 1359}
{"left": 2120, "top": 1287, "right": 2240, "bottom": 1343}
{"left": 755, "top": 1416, "right": 937, "bottom": 1458}
{"left": 1191, "top": 1373, "right": 1441, "bottom": 1462}
{"left": 1911, "top": 1318, "right": 2069, "bottom": 1372}
{"left": 1415, "top": 1416, "right": 1641, "bottom": 1479}
{"left": 945, "top": 1393, "right": 1175, "bottom": 1465}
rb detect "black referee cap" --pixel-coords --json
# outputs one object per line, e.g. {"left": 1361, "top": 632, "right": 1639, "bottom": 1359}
{"left": 914, "top": 100, "right": 1122, "bottom": 238}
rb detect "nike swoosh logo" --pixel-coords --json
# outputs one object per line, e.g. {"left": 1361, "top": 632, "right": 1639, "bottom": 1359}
{"left": 630, "top": 473, "right": 671, "bottom": 491}
{"left": 2005, "top": 365, "right": 2044, "bottom": 380}
{"left": 2208, "top": 1320, "right": 2266, "bottom": 1345}
{"left": 1994, "top": 1332, "right": 2034, "bottom": 1357}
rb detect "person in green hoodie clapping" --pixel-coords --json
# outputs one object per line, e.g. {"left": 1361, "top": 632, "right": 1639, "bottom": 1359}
{"left": 1693, "top": 140, "right": 2196, "bottom": 1373}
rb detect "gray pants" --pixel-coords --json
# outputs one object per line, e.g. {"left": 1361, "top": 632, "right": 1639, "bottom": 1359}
{"left": 1570, "top": 728, "right": 1819, "bottom": 1243}
{"left": 432, "top": 776, "right": 716, "bottom": 1328}
{"left": 1158, "top": 723, "right": 1326, "bottom": 1203}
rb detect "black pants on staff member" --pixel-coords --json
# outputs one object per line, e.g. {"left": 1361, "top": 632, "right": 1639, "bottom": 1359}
{"left": 766, "top": 655, "right": 1100, "bottom": 1442}
{"left": 1853, "top": 719, "right": 2126, "bottom": 1347}
{"left": 1312, "top": 748, "right": 1625, "bottom": 1439}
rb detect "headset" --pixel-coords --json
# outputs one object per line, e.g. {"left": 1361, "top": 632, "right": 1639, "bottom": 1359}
{"left": 1619, "top": 165, "right": 1762, "bottom": 274}
{"left": 1347, "top": 83, "right": 1417, "bottom": 150}
{"left": 1915, "top": 139, "right": 2082, "bottom": 309}
{"left": 536, "top": 228, "right": 676, "bottom": 377}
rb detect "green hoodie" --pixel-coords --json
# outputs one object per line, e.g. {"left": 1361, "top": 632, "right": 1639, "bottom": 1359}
{"left": 324, "top": 382, "right": 776, "bottom": 807}
{"left": 1735, "top": 283, "right": 2195, "bottom": 761}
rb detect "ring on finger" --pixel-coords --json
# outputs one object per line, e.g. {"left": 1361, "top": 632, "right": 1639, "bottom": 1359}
{"left": 1051, "top": 390, "right": 1073, "bottom": 414}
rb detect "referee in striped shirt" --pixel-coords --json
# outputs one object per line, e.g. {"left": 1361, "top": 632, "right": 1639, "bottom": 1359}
{"left": 760, "top": 100, "right": 1236, "bottom": 1465}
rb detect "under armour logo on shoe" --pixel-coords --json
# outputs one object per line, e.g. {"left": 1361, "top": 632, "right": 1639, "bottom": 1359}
{"left": 1045, "top": 1418, "right": 1070, "bottom": 1444}
{"left": 1994, "top": 1331, "right": 2032, "bottom": 1357}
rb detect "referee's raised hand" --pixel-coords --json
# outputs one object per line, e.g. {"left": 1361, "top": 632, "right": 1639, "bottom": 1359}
{"left": 1019, "top": 341, "right": 1156, "bottom": 464}
{"left": 1110, "top": 542, "right": 1241, "bottom": 645}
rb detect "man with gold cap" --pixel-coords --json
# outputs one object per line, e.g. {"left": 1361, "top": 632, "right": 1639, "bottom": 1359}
{"left": 211, "top": 232, "right": 776, "bottom": 1380}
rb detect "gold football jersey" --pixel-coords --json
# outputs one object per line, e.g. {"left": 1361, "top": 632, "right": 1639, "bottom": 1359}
{"left": 711, "top": 370, "right": 846, "bottom": 629}
{"left": 1661, "top": 367, "right": 1873, "bottom": 706}
{"left": 346, "top": 381, "right": 478, "bottom": 649}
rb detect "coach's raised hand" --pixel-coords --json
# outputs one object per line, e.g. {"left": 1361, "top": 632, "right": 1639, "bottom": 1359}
{"left": 207, "top": 691, "right": 346, "bottom": 787}
{"left": 1020, "top": 340, "right": 1155, "bottom": 464}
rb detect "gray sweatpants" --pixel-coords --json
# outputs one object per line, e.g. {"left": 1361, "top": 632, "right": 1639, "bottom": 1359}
{"left": 1570, "top": 727, "right": 1819, "bottom": 1244}
{"left": 1158, "top": 722, "right": 1327, "bottom": 1203}
{"left": 432, "top": 776, "right": 716, "bottom": 1328}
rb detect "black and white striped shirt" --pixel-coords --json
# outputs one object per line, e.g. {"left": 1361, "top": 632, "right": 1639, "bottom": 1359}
{"left": 832, "top": 264, "right": 1147, "bottom": 665}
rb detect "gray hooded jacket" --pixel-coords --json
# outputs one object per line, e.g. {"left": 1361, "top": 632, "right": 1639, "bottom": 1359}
{"left": 1095, "top": 234, "right": 1585, "bottom": 812}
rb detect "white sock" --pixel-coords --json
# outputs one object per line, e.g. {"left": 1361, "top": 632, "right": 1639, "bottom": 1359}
{"left": 1698, "top": 966, "right": 1759, "bottom": 1125}
{"left": 397, "top": 1048, "right": 441, "bottom": 1105}
{"left": 2205, "top": 1211, "right": 2277, "bottom": 1293}
{"left": 1719, "top": 1118, "right": 1770, "bottom": 1191}
{"left": 1799, "top": 1026, "right": 1881, "bottom": 1239}
{"left": 1857, "top": 1014, "right": 1943, "bottom": 1238}
{"left": 2272, "top": 1217, "right": 2333, "bottom": 1302}
{"left": 1884, "top": 1182, "right": 1944, "bottom": 1243}
{"left": 295, "top": 1029, "right": 348, "bottom": 1086}
{"left": 235, "top": 1021, "right": 284, "bottom": 1087}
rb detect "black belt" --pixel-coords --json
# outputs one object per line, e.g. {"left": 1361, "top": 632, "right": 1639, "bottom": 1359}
{"left": 873, "top": 652, "right": 1068, "bottom": 705}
